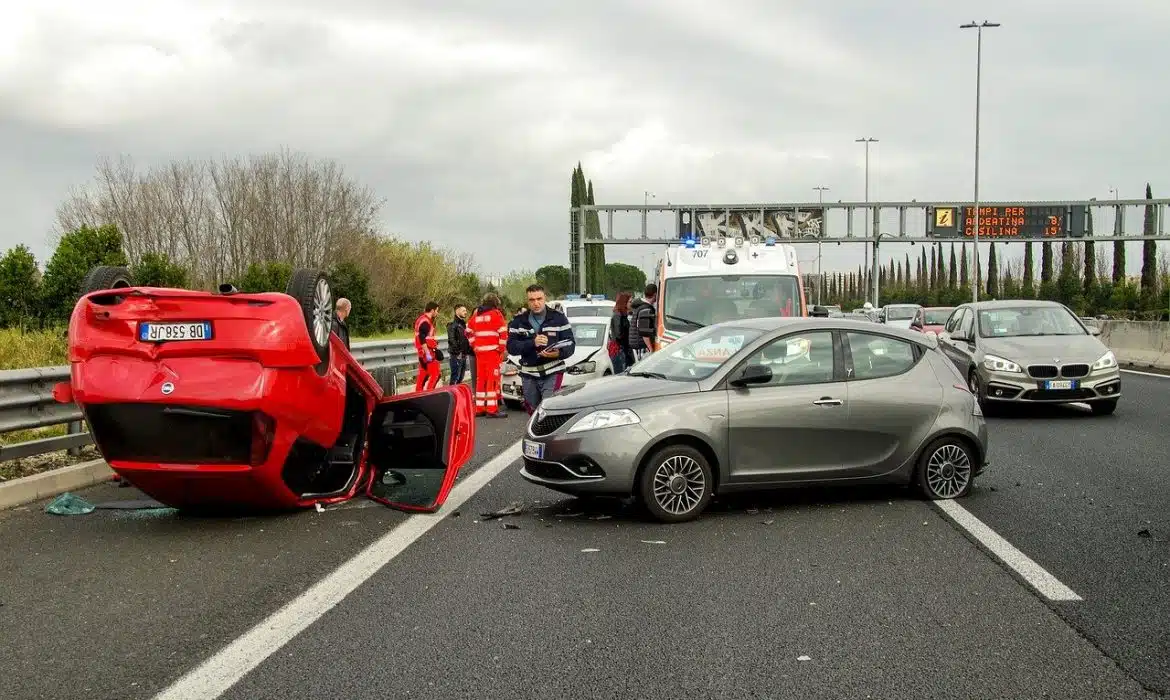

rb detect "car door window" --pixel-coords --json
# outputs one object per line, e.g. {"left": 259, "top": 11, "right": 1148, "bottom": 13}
{"left": 846, "top": 332, "right": 917, "bottom": 380}
{"left": 945, "top": 308, "right": 964, "bottom": 333}
{"left": 959, "top": 309, "right": 975, "bottom": 338}
{"left": 740, "top": 331, "right": 835, "bottom": 386}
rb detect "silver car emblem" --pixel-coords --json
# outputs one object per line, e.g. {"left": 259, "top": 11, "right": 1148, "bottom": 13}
{"left": 161, "top": 381, "right": 175, "bottom": 395}
{"left": 1053, "top": 357, "right": 1060, "bottom": 363}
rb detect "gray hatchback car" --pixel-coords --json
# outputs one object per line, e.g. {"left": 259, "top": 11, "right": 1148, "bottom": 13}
{"left": 936, "top": 300, "right": 1121, "bottom": 415}
{"left": 519, "top": 318, "right": 989, "bottom": 523}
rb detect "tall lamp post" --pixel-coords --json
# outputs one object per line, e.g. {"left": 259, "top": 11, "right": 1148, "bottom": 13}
{"left": 855, "top": 138, "right": 877, "bottom": 302}
{"left": 960, "top": 20, "right": 1000, "bottom": 303}
{"left": 813, "top": 186, "right": 829, "bottom": 304}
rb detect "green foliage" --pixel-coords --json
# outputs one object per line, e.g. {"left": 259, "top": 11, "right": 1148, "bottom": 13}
{"left": 328, "top": 261, "right": 378, "bottom": 336}
{"left": 535, "top": 265, "right": 572, "bottom": 298}
{"left": 986, "top": 243, "right": 998, "bottom": 298}
{"left": 236, "top": 261, "right": 293, "bottom": 293}
{"left": 131, "top": 252, "right": 189, "bottom": 289}
{"left": 41, "top": 224, "right": 128, "bottom": 323}
{"left": 603, "top": 262, "right": 645, "bottom": 297}
{"left": 0, "top": 245, "right": 41, "bottom": 329}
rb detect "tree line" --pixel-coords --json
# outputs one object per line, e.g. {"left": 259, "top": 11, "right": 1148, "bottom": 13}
{"left": 815, "top": 184, "right": 1168, "bottom": 319}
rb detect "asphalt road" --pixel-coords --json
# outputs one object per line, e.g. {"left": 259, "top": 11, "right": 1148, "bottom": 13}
{"left": 2, "top": 374, "right": 1168, "bottom": 699}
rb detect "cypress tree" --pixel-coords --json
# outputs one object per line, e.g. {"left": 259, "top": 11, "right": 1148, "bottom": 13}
{"left": 960, "top": 246, "right": 969, "bottom": 290}
{"left": 1140, "top": 183, "right": 1158, "bottom": 309}
{"left": 948, "top": 244, "right": 958, "bottom": 289}
{"left": 986, "top": 243, "right": 999, "bottom": 298}
{"left": 1022, "top": 242, "right": 1035, "bottom": 298}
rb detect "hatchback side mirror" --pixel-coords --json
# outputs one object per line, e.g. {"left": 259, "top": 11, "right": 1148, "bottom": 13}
{"left": 910, "top": 320, "right": 923, "bottom": 330}
{"left": 730, "top": 364, "right": 772, "bottom": 387}
{"left": 1089, "top": 327, "right": 1101, "bottom": 336}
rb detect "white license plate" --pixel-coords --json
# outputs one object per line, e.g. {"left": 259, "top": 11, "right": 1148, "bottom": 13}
{"left": 139, "top": 322, "right": 212, "bottom": 342}
{"left": 522, "top": 439, "right": 544, "bottom": 460}
{"left": 1043, "top": 379, "right": 1075, "bottom": 390}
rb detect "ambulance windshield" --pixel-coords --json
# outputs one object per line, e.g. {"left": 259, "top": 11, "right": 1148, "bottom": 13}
{"left": 663, "top": 275, "right": 802, "bottom": 332}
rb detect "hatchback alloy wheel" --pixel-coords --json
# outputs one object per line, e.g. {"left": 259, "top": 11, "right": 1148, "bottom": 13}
{"left": 915, "top": 437, "right": 975, "bottom": 500}
{"left": 638, "top": 444, "right": 714, "bottom": 523}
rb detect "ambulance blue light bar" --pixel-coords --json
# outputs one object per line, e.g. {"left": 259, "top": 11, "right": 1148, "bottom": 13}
{"left": 765, "top": 236, "right": 777, "bottom": 246}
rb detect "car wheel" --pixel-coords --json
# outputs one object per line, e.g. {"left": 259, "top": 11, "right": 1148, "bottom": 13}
{"left": 370, "top": 366, "right": 397, "bottom": 395}
{"left": 637, "top": 444, "right": 714, "bottom": 523}
{"left": 80, "top": 265, "right": 135, "bottom": 295}
{"left": 285, "top": 269, "right": 333, "bottom": 375}
{"left": 504, "top": 399, "right": 524, "bottom": 410}
{"left": 967, "top": 368, "right": 989, "bottom": 410}
{"left": 1090, "top": 398, "right": 1118, "bottom": 416}
{"left": 914, "top": 436, "right": 975, "bottom": 500}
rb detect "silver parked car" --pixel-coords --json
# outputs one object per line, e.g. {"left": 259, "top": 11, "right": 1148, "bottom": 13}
{"left": 519, "top": 317, "right": 989, "bottom": 523}
{"left": 936, "top": 299, "right": 1121, "bottom": 414}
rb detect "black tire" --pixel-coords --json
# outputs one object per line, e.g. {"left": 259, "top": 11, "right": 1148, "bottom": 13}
{"left": 370, "top": 366, "right": 397, "bottom": 395}
{"left": 636, "top": 443, "right": 714, "bottom": 523}
{"left": 80, "top": 265, "right": 135, "bottom": 295}
{"left": 1089, "top": 398, "right": 1118, "bottom": 415}
{"left": 914, "top": 436, "right": 976, "bottom": 500}
{"left": 285, "top": 269, "right": 333, "bottom": 375}
{"left": 504, "top": 399, "right": 524, "bottom": 410}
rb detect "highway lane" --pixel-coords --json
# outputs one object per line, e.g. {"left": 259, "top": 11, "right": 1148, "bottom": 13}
{"left": 961, "top": 371, "right": 1170, "bottom": 696}
{"left": 0, "top": 417, "right": 524, "bottom": 700}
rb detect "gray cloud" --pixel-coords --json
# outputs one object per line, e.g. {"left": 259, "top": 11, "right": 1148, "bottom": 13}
{"left": 0, "top": 0, "right": 1166, "bottom": 281}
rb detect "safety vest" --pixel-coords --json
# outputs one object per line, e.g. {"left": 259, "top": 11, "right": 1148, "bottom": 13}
{"left": 467, "top": 308, "right": 507, "bottom": 354}
{"left": 413, "top": 313, "right": 437, "bottom": 357}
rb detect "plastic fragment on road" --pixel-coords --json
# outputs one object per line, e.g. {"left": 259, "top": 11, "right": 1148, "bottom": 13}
{"left": 640, "top": 540, "right": 666, "bottom": 545}
{"left": 581, "top": 548, "right": 600, "bottom": 553}
{"left": 480, "top": 502, "right": 523, "bottom": 520}
{"left": 45, "top": 493, "right": 95, "bottom": 515}
{"left": 501, "top": 522, "right": 520, "bottom": 530}
{"left": 797, "top": 655, "right": 811, "bottom": 662}
{"left": 315, "top": 503, "right": 325, "bottom": 513}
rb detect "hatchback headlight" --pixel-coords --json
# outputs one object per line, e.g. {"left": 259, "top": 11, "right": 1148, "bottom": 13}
{"left": 567, "top": 408, "right": 640, "bottom": 433}
{"left": 568, "top": 361, "right": 597, "bottom": 375}
{"left": 983, "top": 354, "right": 1021, "bottom": 373}
{"left": 1091, "top": 350, "right": 1117, "bottom": 372}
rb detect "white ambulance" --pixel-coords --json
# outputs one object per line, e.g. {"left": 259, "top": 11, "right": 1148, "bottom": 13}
{"left": 647, "top": 233, "right": 808, "bottom": 350}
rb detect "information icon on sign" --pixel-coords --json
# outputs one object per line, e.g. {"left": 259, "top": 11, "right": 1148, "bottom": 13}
{"left": 935, "top": 208, "right": 955, "bottom": 227}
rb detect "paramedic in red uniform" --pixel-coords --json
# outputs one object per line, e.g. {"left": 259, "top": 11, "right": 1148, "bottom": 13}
{"left": 467, "top": 293, "right": 509, "bottom": 417}
{"left": 413, "top": 301, "right": 442, "bottom": 392}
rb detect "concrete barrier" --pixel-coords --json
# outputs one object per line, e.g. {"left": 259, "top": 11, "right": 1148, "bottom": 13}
{"left": 1099, "top": 320, "right": 1170, "bottom": 371}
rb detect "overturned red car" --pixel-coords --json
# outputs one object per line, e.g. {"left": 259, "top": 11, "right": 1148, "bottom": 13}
{"left": 53, "top": 265, "right": 475, "bottom": 513}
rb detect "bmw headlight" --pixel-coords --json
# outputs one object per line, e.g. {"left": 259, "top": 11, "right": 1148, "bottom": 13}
{"left": 567, "top": 408, "right": 640, "bottom": 433}
{"left": 983, "top": 354, "right": 1021, "bottom": 373}
{"left": 1091, "top": 350, "right": 1117, "bottom": 372}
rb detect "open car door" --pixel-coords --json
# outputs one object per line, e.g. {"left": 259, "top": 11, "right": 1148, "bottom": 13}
{"left": 364, "top": 383, "right": 476, "bottom": 512}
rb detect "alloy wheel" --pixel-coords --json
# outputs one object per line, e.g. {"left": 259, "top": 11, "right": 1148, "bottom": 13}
{"left": 312, "top": 278, "right": 332, "bottom": 348}
{"left": 651, "top": 454, "right": 707, "bottom": 515}
{"left": 925, "top": 443, "right": 972, "bottom": 499}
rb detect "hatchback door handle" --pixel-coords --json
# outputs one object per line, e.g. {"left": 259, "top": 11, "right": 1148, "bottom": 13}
{"left": 812, "top": 397, "right": 842, "bottom": 406}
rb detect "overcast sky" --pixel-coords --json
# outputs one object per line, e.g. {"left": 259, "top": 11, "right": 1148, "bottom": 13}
{"left": 2, "top": 0, "right": 1167, "bottom": 282}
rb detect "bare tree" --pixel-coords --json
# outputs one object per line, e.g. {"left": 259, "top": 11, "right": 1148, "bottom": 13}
{"left": 55, "top": 148, "right": 384, "bottom": 288}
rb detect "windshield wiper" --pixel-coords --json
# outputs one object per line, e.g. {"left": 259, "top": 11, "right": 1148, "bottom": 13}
{"left": 665, "top": 314, "right": 704, "bottom": 329}
{"left": 627, "top": 370, "right": 669, "bottom": 380}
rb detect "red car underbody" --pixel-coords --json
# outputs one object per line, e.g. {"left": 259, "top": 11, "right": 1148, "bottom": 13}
{"left": 53, "top": 287, "right": 475, "bottom": 512}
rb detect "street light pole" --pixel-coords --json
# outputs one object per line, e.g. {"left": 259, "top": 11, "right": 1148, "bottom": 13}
{"left": 856, "top": 138, "right": 877, "bottom": 302}
{"left": 961, "top": 20, "right": 1000, "bottom": 304}
{"left": 813, "top": 186, "right": 829, "bottom": 305}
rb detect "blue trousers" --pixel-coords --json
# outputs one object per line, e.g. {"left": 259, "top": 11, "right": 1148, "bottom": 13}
{"left": 521, "top": 372, "right": 564, "bottom": 415}
{"left": 449, "top": 355, "right": 467, "bottom": 385}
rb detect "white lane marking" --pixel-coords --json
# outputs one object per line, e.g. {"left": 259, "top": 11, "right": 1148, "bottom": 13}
{"left": 934, "top": 499, "right": 1082, "bottom": 602}
{"left": 1121, "top": 368, "right": 1170, "bottom": 379}
{"left": 153, "top": 440, "right": 523, "bottom": 700}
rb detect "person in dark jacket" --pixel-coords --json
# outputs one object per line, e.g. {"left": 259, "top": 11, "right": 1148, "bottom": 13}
{"left": 506, "top": 284, "right": 575, "bottom": 415}
{"left": 446, "top": 304, "right": 472, "bottom": 385}
{"left": 627, "top": 283, "right": 658, "bottom": 360}
{"left": 332, "top": 298, "right": 351, "bottom": 349}
{"left": 609, "top": 291, "right": 634, "bottom": 373}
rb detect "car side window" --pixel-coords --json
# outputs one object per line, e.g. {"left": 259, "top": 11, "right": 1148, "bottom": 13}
{"left": 740, "top": 331, "right": 835, "bottom": 387}
{"left": 959, "top": 309, "right": 975, "bottom": 337}
{"left": 846, "top": 332, "right": 918, "bottom": 380}
{"left": 944, "top": 308, "right": 963, "bottom": 333}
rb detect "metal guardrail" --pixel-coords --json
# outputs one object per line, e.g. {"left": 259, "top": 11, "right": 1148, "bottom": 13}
{"left": 0, "top": 338, "right": 450, "bottom": 463}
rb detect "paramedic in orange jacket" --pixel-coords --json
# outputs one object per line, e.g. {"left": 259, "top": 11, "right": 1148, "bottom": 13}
{"left": 466, "top": 293, "right": 509, "bottom": 417}
{"left": 413, "top": 301, "right": 442, "bottom": 392}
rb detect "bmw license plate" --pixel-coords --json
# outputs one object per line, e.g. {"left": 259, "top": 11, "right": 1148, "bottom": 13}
{"left": 522, "top": 439, "right": 545, "bottom": 460}
{"left": 1042, "top": 379, "right": 1077, "bottom": 390}
{"left": 139, "top": 322, "right": 212, "bottom": 342}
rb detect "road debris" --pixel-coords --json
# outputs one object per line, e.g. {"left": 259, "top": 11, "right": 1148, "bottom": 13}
{"left": 44, "top": 492, "right": 94, "bottom": 515}
{"left": 581, "top": 548, "right": 600, "bottom": 553}
{"left": 501, "top": 522, "right": 520, "bottom": 530}
{"left": 640, "top": 540, "right": 666, "bottom": 545}
{"left": 480, "top": 502, "right": 523, "bottom": 520}
{"left": 797, "top": 655, "right": 812, "bottom": 662}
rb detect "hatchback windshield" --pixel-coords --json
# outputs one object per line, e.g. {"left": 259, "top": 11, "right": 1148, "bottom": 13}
{"left": 663, "top": 275, "right": 801, "bottom": 332}
{"left": 977, "top": 306, "right": 1087, "bottom": 338}
{"left": 571, "top": 322, "right": 606, "bottom": 347}
{"left": 559, "top": 304, "right": 612, "bottom": 318}
{"left": 885, "top": 305, "right": 919, "bottom": 321}
{"left": 924, "top": 308, "right": 954, "bottom": 325}
{"left": 629, "top": 325, "right": 765, "bottom": 381}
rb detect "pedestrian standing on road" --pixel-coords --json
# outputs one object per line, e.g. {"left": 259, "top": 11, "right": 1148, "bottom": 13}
{"left": 507, "top": 284, "right": 575, "bottom": 415}
{"left": 628, "top": 283, "right": 658, "bottom": 361}
{"left": 332, "top": 298, "right": 351, "bottom": 350}
{"left": 468, "top": 293, "right": 509, "bottom": 417}
{"left": 413, "top": 301, "right": 442, "bottom": 393}
{"left": 608, "top": 291, "right": 634, "bottom": 374}
{"left": 446, "top": 304, "right": 472, "bottom": 385}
